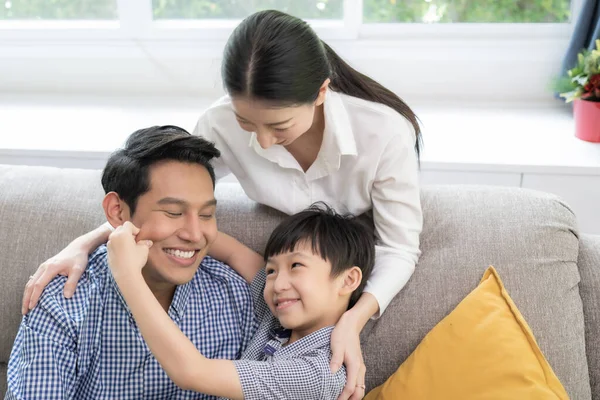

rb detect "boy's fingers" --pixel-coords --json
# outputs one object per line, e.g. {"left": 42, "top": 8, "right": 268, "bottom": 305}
{"left": 122, "top": 221, "right": 140, "bottom": 235}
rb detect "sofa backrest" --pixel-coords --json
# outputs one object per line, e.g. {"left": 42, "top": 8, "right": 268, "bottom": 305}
{"left": 0, "top": 165, "right": 593, "bottom": 399}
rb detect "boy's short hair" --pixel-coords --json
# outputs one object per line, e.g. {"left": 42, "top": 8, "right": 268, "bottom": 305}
{"left": 263, "top": 202, "right": 375, "bottom": 308}
{"left": 101, "top": 125, "right": 220, "bottom": 215}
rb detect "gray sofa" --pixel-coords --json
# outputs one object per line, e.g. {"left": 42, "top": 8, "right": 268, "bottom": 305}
{"left": 1, "top": 164, "right": 599, "bottom": 399}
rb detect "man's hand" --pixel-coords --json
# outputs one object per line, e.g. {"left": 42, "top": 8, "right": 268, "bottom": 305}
{"left": 331, "top": 313, "right": 367, "bottom": 400}
{"left": 107, "top": 221, "right": 152, "bottom": 279}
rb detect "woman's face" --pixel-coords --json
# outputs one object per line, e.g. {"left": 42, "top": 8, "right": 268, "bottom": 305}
{"left": 230, "top": 80, "right": 328, "bottom": 149}
{"left": 231, "top": 97, "right": 317, "bottom": 149}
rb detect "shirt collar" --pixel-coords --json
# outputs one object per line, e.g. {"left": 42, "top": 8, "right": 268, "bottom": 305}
{"left": 322, "top": 89, "right": 357, "bottom": 158}
{"left": 109, "top": 272, "right": 193, "bottom": 322}
{"left": 248, "top": 89, "right": 358, "bottom": 174}
{"left": 263, "top": 325, "right": 335, "bottom": 359}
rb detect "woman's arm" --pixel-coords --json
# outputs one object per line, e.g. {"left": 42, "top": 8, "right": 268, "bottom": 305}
{"left": 332, "top": 125, "right": 422, "bottom": 400}
{"left": 22, "top": 222, "right": 112, "bottom": 314}
{"left": 107, "top": 222, "right": 244, "bottom": 399}
{"left": 364, "top": 130, "right": 422, "bottom": 315}
{"left": 208, "top": 231, "right": 264, "bottom": 283}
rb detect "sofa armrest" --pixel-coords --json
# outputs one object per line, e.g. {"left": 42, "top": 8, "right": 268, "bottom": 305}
{"left": 578, "top": 234, "right": 600, "bottom": 399}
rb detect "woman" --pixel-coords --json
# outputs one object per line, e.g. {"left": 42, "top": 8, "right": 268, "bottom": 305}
{"left": 22, "top": 9, "right": 422, "bottom": 400}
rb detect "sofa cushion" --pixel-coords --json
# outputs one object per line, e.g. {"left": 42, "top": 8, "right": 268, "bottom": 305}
{"left": 0, "top": 166, "right": 106, "bottom": 369}
{"left": 578, "top": 234, "right": 600, "bottom": 398}
{"left": 364, "top": 266, "right": 568, "bottom": 400}
{"left": 359, "top": 186, "right": 591, "bottom": 400}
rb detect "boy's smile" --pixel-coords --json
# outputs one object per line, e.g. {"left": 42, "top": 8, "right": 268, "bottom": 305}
{"left": 264, "top": 241, "right": 347, "bottom": 341}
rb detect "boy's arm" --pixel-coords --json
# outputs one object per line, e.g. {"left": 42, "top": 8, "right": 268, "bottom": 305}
{"left": 7, "top": 297, "right": 78, "bottom": 399}
{"left": 208, "top": 231, "right": 264, "bottom": 283}
{"left": 113, "top": 270, "right": 245, "bottom": 399}
{"left": 233, "top": 356, "right": 347, "bottom": 399}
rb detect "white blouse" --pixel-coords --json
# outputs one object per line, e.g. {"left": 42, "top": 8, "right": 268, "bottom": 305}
{"left": 193, "top": 89, "right": 422, "bottom": 317}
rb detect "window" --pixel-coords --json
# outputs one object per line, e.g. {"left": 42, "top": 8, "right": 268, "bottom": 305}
{"left": 0, "top": 0, "right": 584, "bottom": 101}
{"left": 363, "top": 0, "right": 571, "bottom": 24}
{"left": 0, "top": 0, "right": 117, "bottom": 20}
{"left": 152, "top": 0, "right": 343, "bottom": 20}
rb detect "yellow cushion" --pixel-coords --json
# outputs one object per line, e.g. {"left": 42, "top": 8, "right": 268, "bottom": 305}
{"left": 365, "top": 266, "right": 569, "bottom": 400}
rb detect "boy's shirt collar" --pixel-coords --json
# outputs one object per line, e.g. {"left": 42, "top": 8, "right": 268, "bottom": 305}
{"left": 262, "top": 325, "right": 335, "bottom": 359}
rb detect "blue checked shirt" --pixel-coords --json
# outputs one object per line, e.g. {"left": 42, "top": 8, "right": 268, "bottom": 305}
{"left": 6, "top": 246, "right": 256, "bottom": 400}
{"left": 232, "top": 270, "right": 347, "bottom": 400}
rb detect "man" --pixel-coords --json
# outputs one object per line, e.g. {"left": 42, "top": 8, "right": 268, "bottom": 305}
{"left": 6, "top": 126, "right": 256, "bottom": 399}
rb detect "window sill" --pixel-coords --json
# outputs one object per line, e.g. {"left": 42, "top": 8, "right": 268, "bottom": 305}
{"left": 0, "top": 95, "right": 597, "bottom": 175}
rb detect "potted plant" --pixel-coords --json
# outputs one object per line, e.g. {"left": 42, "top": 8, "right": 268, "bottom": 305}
{"left": 555, "top": 39, "right": 600, "bottom": 143}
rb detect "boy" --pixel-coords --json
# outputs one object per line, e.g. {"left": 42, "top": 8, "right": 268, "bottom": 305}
{"left": 108, "top": 202, "right": 375, "bottom": 399}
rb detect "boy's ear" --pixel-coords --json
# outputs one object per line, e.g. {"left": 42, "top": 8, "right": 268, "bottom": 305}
{"left": 102, "top": 192, "right": 130, "bottom": 229}
{"left": 339, "top": 266, "right": 362, "bottom": 296}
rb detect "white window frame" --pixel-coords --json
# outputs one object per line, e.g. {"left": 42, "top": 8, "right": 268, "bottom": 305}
{"left": 0, "top": 0, "right": 585, "bottom": 100}
{"left": 0, "top": 0, "right": 583, "bottom": 40}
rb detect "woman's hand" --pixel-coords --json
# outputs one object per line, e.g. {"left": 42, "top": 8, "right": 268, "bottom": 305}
{"left": 331, "top": 312, "right": 367, "bottom": 400}
{"left": 22, "top": 244, "right": 89, "bottom": 315}
{"left": 107, "top": 222, "right": 152, "bottom": 280}
{"left": 331, "top": 292, "right": 379, "bottom": 400}
{"left": 22, "top": 222, "right": 113, "bottom": 315}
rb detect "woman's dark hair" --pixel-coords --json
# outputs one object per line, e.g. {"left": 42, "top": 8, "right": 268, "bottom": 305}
{"left": 263, "top": 202, "right": 375, "bottom": 308}
{"left": 222, "top": 9, "right": 422, "bottom": 157}
{"left": 101, "top": 125, "right": 220, "bottom": 215}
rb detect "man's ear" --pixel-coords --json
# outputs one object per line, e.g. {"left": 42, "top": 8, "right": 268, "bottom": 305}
{"left": 314, "top": 78, "right": 331, "bottom": 107}
{"left": 102, "top": 192, "right": 130, "bottom": 229}
{"left": 339, "top": 266, "right": 362, "bottom": 296}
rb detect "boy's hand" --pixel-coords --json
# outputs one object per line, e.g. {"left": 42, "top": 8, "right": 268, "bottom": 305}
{"left": 107, "top": 221, "right": 153, "bottom": 279}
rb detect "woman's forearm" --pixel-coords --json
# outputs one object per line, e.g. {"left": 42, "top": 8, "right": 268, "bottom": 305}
{"left": 73, "top": 222, "right": 112, "bottom": 254}
{"left": 344, "top": 292, "right": 379, "bottom": 330}
{"left": 207, "top": 231, "right": 264, "bottom": 283}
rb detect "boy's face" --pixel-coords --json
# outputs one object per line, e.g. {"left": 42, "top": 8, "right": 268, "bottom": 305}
{"left": 125, "top": 160, "right": 218, "bottom": 288}
{"left": 264, "top": 241, "right": 346, "bottom": 336}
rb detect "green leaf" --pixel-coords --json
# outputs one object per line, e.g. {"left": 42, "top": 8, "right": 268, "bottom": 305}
{"left": 573, "top": 74, "right": 589, "bottom": 86}
{"left": 560, "top": 88, "right": 583, "bottom": 103}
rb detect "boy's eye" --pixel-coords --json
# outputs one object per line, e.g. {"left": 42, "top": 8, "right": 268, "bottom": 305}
{"left": 265, "top": 268, "right": 275, "bottom": 275}
{"left": 164, "top": 211, "right": 182, "bottom": 217}
{"left": 291, "top": 262, "right": 303, "bottom": 268}
{"left": 199, "top": 214, "right": 214, "bottom": 220}
{"left": 274, "top": 127, "right": 289, "bottom": 132}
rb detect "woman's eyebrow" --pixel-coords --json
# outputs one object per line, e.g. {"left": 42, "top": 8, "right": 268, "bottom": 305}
{"left": 265, "top": 118, "right": 293, "bottom": 127}
{"left": 234, "top": 113, "right": 292, "bottom": 127}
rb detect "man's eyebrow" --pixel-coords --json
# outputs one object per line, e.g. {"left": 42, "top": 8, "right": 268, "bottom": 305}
{"left": 202, "top": 199, "right": 218, "bottom": 207}
{"left": 156, "top": 198, "right": 217, "bottom": 207}
{"left": 157, "top": 197, "right": 187, "bottom": 206}
{"left": 234, "top": 113, "right": 292, "bottom": 127}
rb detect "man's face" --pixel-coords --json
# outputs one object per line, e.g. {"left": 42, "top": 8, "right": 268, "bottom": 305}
{"left": 126, "top": 160, "right": 218, "bottom": 288}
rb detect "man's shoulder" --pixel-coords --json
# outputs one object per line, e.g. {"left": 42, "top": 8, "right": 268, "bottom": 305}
{"left": 28, "top": 246, "right": 111, "bottom": 327}
{"left": 196, "top": 255, "right": 248, "bottom": 287}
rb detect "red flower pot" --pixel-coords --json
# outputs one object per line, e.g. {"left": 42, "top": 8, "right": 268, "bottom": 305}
{"left": 574, "top": 99, "right": 600, "bottom": 143}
